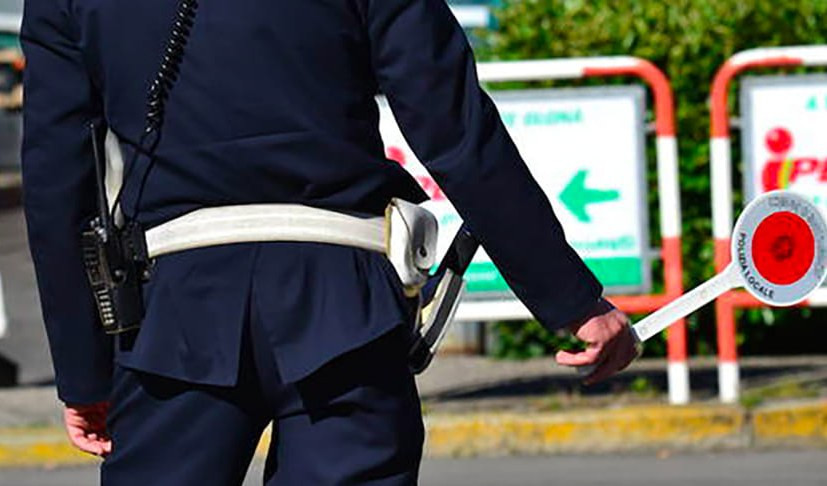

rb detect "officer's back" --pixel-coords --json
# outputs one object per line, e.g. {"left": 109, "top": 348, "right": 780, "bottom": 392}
{"left": 82, "top": 0, "right": 428, "bottom": 225}
{"left": 23, "top": 0, "right": 602, "bottom": 430}
{"left": 22, "top": 1, "right": 634, "bottom": 483}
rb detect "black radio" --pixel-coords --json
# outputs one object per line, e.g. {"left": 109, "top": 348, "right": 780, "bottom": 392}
{"left": 81, "top": 0, "right": 198, "bottom": 334}
{"left": 81, "top": 122, "right": 152, "bottom": 334}
{"left": 81, "top": 217, "right": 150, "bottom": 335}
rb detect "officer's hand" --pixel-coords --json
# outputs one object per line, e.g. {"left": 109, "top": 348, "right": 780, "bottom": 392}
{"left": 554, "top": 298, "right": 639, "bottom": 385}
{"left": 63, "top": 402, "right": 111, "bottom": 457}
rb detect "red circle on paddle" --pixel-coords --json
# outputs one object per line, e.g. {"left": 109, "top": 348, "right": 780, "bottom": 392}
{"left": 752, "top": 211, "right": 815, "bottom": 286}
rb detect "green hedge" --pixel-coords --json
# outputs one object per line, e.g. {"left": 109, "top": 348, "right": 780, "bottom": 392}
{"left": 478, "top": 0, "right": 827, "bottom": 358}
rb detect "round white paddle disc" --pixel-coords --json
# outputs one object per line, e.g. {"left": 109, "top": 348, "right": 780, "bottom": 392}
{"left": 575, "top": 191, "right": 827, "bottom": 377}
{"left": 732, "top": 191, "right": 826, "bottom": 306}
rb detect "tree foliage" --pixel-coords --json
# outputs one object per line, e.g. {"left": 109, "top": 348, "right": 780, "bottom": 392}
{"left": 480, "top": 0, "right": 827, "bottom": 358}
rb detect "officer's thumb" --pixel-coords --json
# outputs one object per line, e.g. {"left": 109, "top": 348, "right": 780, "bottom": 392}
{"left": 555, "top": 348, "right": 599, "bottom": 367}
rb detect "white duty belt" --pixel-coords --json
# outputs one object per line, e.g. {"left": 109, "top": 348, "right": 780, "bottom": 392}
{"left": 104, "top": 128, "right": 439, "bottom": 291}
{"left": 105, "top": 129, "right": 461, "bottom": 374}
{"left": 144, "top": 199, "right": 439, "bottom": 296}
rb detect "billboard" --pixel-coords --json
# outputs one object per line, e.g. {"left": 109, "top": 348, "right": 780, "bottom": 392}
{"left": 741, "top": 75, "right": 827, "bottom": 290}
{"left": 379, "top": 86, "right": 651, "bottom": 298}
{"left": 741, "top": 75, "right": 827, "bottom": 216}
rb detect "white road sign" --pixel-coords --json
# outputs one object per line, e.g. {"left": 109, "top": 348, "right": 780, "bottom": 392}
{"left": 379, "top": 86, "right": 650, "bottom": 296}
{"left": 741, "top": 75, "right": 827, "bottom": 289}
{"left": 741, "top": 75, "right": 827, "bottom": 214}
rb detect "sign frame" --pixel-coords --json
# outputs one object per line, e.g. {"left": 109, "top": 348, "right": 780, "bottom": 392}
{"left": 378, "top": 84, "right": 653, "bottom": 299}
{"left": 739, "top": 73, "right": 827, "bottom": 291}
{"left": 710, "top": 46, "right": 827, "bottom": 403}
{"left": 740, "top": 73, "right": 827, "bottom": 203}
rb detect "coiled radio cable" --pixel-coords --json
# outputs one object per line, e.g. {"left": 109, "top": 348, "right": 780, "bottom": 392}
{"left": 111, "top": 0, "right": 199, "bottom": 222}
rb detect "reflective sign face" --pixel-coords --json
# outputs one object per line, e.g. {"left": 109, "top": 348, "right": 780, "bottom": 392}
{"left": 732, "top": 192, "right": 827, "bottom": 306}
{"left": 740, "top": 74, "right": 827, "bottom": 290}
{"left": 741, "top": 75, "right": 827, "bottom": 216}
{"left": 378, "top": 86, "right": 650, "bottom": 297}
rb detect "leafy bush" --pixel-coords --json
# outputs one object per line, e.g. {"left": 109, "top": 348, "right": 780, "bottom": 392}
{"left": 478, "top": 0, "right": 827, "bottom": 358}
{"left": 491, "top": 320, "right": 581, "bottom": 359}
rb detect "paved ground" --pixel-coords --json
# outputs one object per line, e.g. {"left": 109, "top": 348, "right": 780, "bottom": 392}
{"left": 0, "top": 112, "right": 21, "bottom": 171}
{"left": 2, "top": 355, "right": 826, "bottom": 428}
{"left": 0, "top": 208, "right": 52, "bottom": 386}
{"left": 0, "top": 450, "right": 825, "bottom": 485}
{"left": 0, "top": 202, "right": 825, "bottom": 416}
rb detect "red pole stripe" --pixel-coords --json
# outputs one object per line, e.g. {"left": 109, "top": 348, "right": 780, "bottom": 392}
{"left": 715, "top": 298, "right": 738, "bottom": 362}
{"left": 667, "top": 321, "right": 689, "bottom": 362}
{"left": 609, "top": 295, "right": 675, "bottom": 314}
{"left": 662, "top": 237, "right": 684, "bottom": 297}
{"left": 714, "top": 238, "right": 731, "bottom": 273}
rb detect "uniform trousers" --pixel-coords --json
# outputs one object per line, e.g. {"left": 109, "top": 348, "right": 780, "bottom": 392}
{"left": 100, "top": 313, "right": 424, "bottom": 485}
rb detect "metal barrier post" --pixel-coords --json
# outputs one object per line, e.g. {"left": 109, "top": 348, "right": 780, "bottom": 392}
{"left": 710, "top": 45, "right": 827, "bottom": 403}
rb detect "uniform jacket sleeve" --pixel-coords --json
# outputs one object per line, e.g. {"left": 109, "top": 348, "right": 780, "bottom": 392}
{"left": 363, "top": 0, "right": 603, "bottom": 330}
{"left": 20, "top": 0, "right": 112, "bottom": 404}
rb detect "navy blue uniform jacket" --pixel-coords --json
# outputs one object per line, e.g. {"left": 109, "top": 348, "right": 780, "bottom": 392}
{"left": 21, "top": 0, "right": 602, "bottom": 405}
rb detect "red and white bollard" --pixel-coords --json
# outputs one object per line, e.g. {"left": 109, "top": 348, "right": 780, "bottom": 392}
{"left": 710, "top": 45, "right": 827, "bottom": 403}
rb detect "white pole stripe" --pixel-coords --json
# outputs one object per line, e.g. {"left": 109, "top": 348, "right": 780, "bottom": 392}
{"left": 478, "top": 60, "right": 583, "bottom": 82}
{"left": 478, "top": 57, "right": 640, "bottom": 83}
{"left": 668, "top": 361, "right": 690, "bottom": 405}
{"left": 711, "top": 137, "right": 734, "bottom": 239}
{"left": 455, "top": 300, "right": 532, "bottom": 322}
{"left": 718, "top": 361, "right": 740, "bottom": 404}
{"left": 0, "top": 14, "right": 21, "bottom": 34}
{"left": 807, "top": 288, "right": 827, "bottom": 306}
{"left": 727, "top": 46, "right": 820, "bottom": 67}
{"left": 449, "top": 5, "right": 491, "bottom": 28}
{"left": 656, "top": 136, "right": 682, "bottom": 238}
{"left": 802, "top": 57, "right": 827, "bottom": 67}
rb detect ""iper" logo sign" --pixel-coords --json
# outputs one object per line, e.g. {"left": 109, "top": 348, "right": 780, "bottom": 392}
{"left": 762, "top": 127, "right": 827, "bottom": 192}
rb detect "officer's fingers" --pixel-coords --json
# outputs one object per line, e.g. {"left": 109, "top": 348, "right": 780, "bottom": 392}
{"left": 65, "top": 420, "right": 108, "bottom": 457}
{"left": 101, "top": 439, "right": 112, "bottom": 456}
{"left": 555, "top": 346, "right": 602, "bottom": 367}
{"left": 83, "top": 435, "right": 110, "bottom": 458}
{"left": 63, "top": 412, "right": 89, "bottom": 429}
{"left": 67, "top": 430, "right": 105, "bottom": 456}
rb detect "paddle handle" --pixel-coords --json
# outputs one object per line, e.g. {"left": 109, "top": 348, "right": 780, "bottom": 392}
{"left": 575, "top": 264, "right": 739, "bottom": 377}
{"left": 632, "top": 264, "right": 739, "bottom": 342}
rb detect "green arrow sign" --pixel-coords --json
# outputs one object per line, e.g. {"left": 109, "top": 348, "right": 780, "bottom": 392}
{"left": 559, "top": 170, "right": 620, "bottom": 223}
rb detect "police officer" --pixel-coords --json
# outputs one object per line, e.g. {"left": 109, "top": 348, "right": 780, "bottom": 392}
{"left": 21, "top": 0, "right": 639, "bottom": 484}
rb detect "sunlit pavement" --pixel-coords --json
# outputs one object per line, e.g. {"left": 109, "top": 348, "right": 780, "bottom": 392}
{"left": 0, "top": 450, "right": 825, "bottom": 486}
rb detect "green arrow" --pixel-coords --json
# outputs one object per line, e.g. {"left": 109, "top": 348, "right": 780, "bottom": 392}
{"left": 559, "top": 170, "right": 620, "bottom": 223}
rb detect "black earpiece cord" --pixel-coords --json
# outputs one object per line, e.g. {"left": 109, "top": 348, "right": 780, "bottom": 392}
{"left": 109, "top": 0, "right": 199, "bottom": 223}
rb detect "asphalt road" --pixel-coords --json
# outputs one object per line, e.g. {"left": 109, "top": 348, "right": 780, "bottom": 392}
{"left": 0, "top": 451, "right": 825, "bottom": 486}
